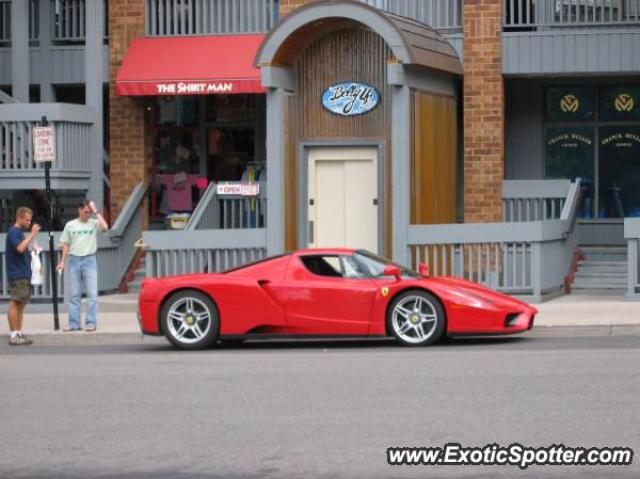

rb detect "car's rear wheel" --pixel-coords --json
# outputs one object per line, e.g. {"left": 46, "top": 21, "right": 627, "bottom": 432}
{"left": 161, "top": 290, "right": 219, "bottom": 350}
{"left": 387, "top": 290, "right": 445, "bottom": 346}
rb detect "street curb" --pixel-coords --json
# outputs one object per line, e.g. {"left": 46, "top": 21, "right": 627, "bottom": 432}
{"left": 5, "top": 324, "right": 640, "bottom": 346}
{"left": 530, "top": 324, "right": 640, "bottom": 337}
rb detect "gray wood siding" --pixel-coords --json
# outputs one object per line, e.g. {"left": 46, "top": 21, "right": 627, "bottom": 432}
{"left": 505, "top": 79, "right": 544, "bottom": 180}
{"left": 504, "top": 29, "right": 640, "bottom": 75}
{"left": 0, "top": 45, "right": 108, "bottom": 85}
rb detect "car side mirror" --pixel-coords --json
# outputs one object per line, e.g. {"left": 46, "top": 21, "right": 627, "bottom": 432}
{"left": 419, "top": 263, "right": 429, "bottom": 277}
{"left": 383, "top": 265, "right": 401, "bottom": 281}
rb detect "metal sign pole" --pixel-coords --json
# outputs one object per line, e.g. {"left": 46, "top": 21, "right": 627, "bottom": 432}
{"left": 41, "top": 115, "right": 60, "bottom": 330}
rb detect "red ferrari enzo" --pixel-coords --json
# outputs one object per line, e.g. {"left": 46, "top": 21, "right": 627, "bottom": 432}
{"left": 138, "top": 248, "right": 537, "bottom": 350}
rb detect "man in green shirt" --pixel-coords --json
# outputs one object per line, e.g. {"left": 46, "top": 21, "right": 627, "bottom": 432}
{"left": 56, "top": 201, "right": 108, "bottom": 331}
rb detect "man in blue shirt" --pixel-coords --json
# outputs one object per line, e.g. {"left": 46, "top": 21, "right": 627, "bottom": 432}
{"left": 5, "top": 207, "right": 41, "bottom": 345}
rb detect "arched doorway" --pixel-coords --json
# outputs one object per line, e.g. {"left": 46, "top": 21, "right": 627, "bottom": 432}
{"left": 256, "top": 0, "right": 462, "bottom": 262}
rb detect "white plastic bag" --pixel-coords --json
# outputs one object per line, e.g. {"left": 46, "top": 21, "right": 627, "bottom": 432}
{"left": 31, "top": 243, "right": 43, "bottom": 286}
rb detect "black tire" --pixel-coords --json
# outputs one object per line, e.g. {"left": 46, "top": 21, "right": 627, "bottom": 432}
{"left": 160, "top": 290, "right": 219, "bottom": 350}
{"left": 387, "top": 290, "right": 445, "bottom": 347}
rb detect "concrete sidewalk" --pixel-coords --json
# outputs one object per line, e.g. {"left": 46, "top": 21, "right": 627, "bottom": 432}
{"left": 0, "top": 293, "right": 141, "bottom": 336}
{"left": 0, "top": 292, "right": 638, "bottom": 337}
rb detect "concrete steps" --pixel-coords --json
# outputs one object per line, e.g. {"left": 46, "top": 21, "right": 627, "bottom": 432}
{"left": 572, "top": 247, "right": 627, "bottom": 295}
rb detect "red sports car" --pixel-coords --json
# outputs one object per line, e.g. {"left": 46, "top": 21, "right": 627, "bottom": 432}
{"left": 137, "top": 248, "right": 537, "bottom": 350}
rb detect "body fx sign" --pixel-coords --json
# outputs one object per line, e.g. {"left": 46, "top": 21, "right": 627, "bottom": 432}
{"left": 322, "top": 82, "right": 380, "bottom": 116}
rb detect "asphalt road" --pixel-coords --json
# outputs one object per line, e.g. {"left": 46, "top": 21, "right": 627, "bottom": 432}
{"left": 1, "top": 333, "right": 638, "bottom": 479}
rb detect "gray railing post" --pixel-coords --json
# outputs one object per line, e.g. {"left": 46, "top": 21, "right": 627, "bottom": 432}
{"left": 627, "top": 237, "right": 638, "bottom": 300}
{"left": 530, "top": 241, "right": 542, "bottom": 301}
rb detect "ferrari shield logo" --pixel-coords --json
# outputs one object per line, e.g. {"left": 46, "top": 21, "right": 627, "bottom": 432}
{"left": 381, "top": 287, "right": 389, "bottom": 297}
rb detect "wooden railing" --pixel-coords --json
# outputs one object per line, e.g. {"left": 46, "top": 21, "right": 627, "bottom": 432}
{"left": 143, "top": 228, "right": 267, "bottom": 277}
{"left": 407, "top": 179, "right": 583, "bottom": 301}
{"left": 0, "top": 103, "right": 93, "bottom": 173}
{"left": 504, "top": 0, "right": 640, "bottom": 29}
{"left": 51, "top": 0, "right": 108, "bottom": 43}
{"left": 502, "top": 179, "right": 571, "bottom": 222}
{"left": 0, "top": 0, "right": 108, "bottom": 44}
{"left": 359, "top": 0, "right": 463, "bottom": 30}
{"left": 186, "top": 183, "right": 267, "bottom": 230}
{"left": 145, "top": 0, "right": 279, "bottom": 35}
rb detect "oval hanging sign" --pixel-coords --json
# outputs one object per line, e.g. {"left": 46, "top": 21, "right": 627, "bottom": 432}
{"left": 321, "top": 82, "right": 380, "bottom": 116}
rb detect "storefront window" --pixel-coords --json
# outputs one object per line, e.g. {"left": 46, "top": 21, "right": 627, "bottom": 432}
{"left": 599, "top": 126, "right": 640, "bottom": 218}
{"left": 156, "top": 97, "right": 198, "bottom": 126}
{"left": 545, "top": 126, "right": 595, "bottom": 217}
{"left": 544, "top": 84, "right": 640, "bottom": 219}
{"left": 546, "top": 86, "right": 594, "bottom": 122}
{"left": 148, "top": 94, "right": 266, "bottom": 229}
{"left": 206, "top": 94, "right": 256, "bottom": 123}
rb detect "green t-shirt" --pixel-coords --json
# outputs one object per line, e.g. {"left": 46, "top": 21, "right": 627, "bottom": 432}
{"left": 59, "top": 218, "right": 104, "bottom": 256}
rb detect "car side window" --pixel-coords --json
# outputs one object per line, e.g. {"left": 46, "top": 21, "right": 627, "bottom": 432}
{"left": 340, "top": 255, "right": 368, "bottom": 279}
{"left": 300, "top": 255, "right": 342, "bottom": 277}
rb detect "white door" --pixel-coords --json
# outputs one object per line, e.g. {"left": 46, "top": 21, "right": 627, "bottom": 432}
{"left": 308, "top": 147, "right": 378, "bottom": 252}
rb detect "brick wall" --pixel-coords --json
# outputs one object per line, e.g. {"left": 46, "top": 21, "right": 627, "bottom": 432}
{"left": 108, "top": 0, "right": 146, "bottom": 221}
{"left": 462, "top": 0, "right": 504, "bottom": 223}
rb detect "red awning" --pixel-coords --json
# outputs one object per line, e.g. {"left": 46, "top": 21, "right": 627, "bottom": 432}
{"left": 116, "top": 35, "right": 265, "bottom": 96}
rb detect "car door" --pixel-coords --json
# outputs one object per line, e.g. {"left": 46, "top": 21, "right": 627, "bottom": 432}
{"left": 277, "top": 254, "right": 378, "bottom": 335}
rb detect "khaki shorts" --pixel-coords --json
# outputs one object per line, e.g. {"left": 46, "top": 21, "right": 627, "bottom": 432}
{"left": 9, "top": 278, "right": 32, "bottom": 304}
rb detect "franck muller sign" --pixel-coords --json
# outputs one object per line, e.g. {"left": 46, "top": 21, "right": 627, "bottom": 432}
{"left": 322, "top": 82, "right": 380, "bottom": 116}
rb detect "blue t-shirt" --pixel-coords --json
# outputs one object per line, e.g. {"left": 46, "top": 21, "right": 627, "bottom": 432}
{"left": 6, "top": 226, "right": 31, "bottom": 281}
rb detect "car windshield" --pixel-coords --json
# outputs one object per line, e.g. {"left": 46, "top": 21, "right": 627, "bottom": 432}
{"left": 353, "top": 250, "right": 421, "bottom": 279}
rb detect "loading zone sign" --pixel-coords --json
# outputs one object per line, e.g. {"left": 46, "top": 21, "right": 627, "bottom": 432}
{"left": 33, "top": 126, "right": 56, "bottom": 162}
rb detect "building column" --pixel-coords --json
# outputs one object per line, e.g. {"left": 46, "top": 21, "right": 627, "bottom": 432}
{"left": 391, "top": 84, "right": 411, "bottom": 266}
{"left": 10, "top": 0, "right": 29, "bottom": 102}
{"left": 265, "top": 88, "right": 286, "bottom": 255}
{"left": 38, "top": 0, "right": 55, "bottom": 102}
{"left": 85, "top": 0, "right": 105, "bottom": 209}
{"left": 463, "top": 0, "right": 504, "bottom": 222}
{"left": 108, "top": 0, "right": 146, "bottom": 221}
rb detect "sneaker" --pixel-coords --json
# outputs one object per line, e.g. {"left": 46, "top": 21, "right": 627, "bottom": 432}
{"left": 84, "top": 325, "right": 97, "bottom": 332}
{"left": 8, "top": 336, "right": 29, "bottom": 346}
{"left": 17, "top": 333, "right": 33, "bottom": 345}
{"left": 63, "top": 326, "right": 81, "bottom": 332}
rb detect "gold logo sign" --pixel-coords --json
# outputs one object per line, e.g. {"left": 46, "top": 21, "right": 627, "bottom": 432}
{"left": 381, "top": 287, "right": 389, "bottom": 297}
{"left": 560, "top": 94, "right": 580, "bottom": 113}
{"left": 614, "top": 93, "right": 634, "bottom": 112}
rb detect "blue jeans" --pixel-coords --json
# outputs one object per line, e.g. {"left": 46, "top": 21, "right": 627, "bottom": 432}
{"left": 68, "top": 255, "right": 98, "bottom": 329}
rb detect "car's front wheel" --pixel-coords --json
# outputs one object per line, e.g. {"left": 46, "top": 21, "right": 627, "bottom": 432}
{"left": 387, "top": 290, "right": 445, "bottom": 346}
{"left": 160, "top": 290, "right": 219, "bottom": 350}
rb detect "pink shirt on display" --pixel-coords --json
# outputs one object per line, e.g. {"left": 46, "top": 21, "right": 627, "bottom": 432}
{"left": 158, "top": 174, "right": 197, "bottom": 212}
